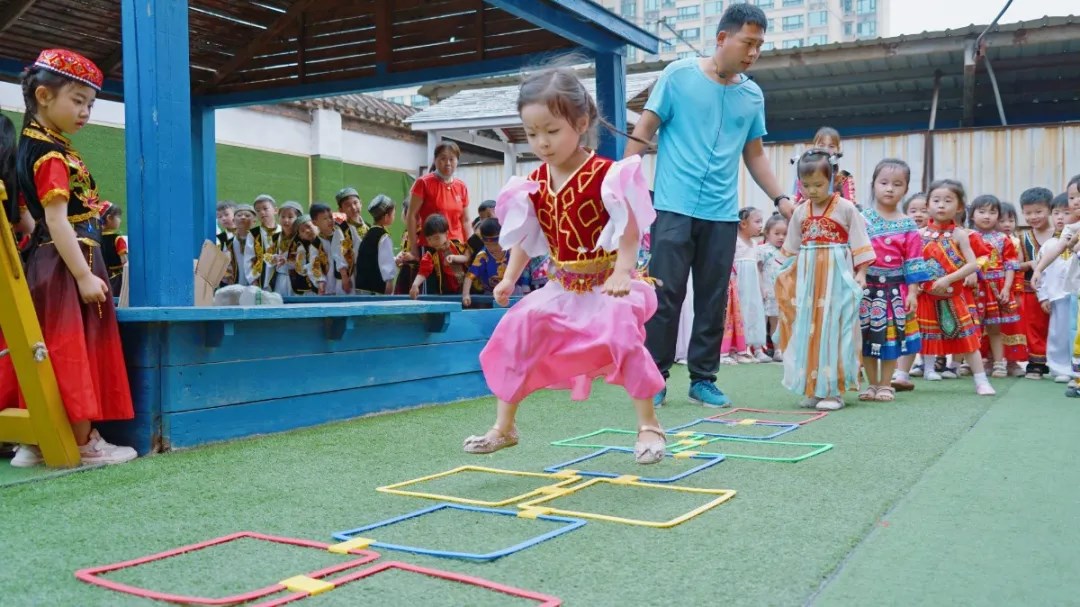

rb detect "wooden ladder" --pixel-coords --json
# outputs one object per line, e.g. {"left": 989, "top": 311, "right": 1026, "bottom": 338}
{"left": 0, "top": 192, "right": 80, "bottom": 467}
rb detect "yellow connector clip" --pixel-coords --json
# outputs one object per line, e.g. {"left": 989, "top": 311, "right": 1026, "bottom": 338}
{"left": 328, "top": 537, "right": 373, "bottom": 554}
{"left": 280, "top": 576, "right": 334, "bottom": 596}
{"left": 610, "top": 475, "right": 639, "bottom": 484}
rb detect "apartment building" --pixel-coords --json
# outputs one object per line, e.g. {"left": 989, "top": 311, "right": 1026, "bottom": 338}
{"left": 602, "top": 0, "right": 890, "bottom": 62}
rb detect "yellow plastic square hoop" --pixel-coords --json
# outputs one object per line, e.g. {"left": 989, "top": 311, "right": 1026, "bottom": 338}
{"left": 376, "top": 465, "right": 583, "bottom": 507}
{"left": 516, "top": 478, "right": 737, "bottom": 528}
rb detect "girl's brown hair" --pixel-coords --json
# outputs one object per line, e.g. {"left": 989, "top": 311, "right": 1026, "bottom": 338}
{"left": 928, "top": 179, "right": 966, "bottom": 207}
{"left": 517, "top": 59, "right": 650, "bottom": 150}
{"left": 796, "top": 148, "right": 833, "bottom": 180}
{"left": 813, "top": 126, "right": 840, "bottom": 146}
{"left": 518, "top": 65, "right": 600, "bottom": 147}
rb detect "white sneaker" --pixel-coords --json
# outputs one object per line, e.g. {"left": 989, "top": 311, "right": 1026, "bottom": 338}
{"left": 755, "top": 351, "right": 773, "bottom": 363}
{"left": 78, "top": 430, "right": 137, "bottom": 466}
{"left": 719, "top": 355, "right": 737, "bottom": 366}
{"left": 816, "top": 398, "right": 844, "bottom": 411}
{"left": 925, "top": 369, "right": 943, "bottom": 381}
{"left": 10, "top": 444, "right": 43, "bottom": 468}
{"left": 1054, "top": 375, "right": 1072, "bottom": 384}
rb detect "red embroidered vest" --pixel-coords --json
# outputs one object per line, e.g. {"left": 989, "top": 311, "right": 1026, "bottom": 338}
{"left": 528, "top": 154, "right": 614, "bottom": 264}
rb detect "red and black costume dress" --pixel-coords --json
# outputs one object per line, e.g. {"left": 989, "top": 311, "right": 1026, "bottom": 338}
{"left": 0, "top": 119, "right": 134, "bottom": 423}
{"left": 417, "top": 241, "right": 467, "bottom": 295}
{"left": 1018, "top": 229, "right": 1053, "bottom": 375}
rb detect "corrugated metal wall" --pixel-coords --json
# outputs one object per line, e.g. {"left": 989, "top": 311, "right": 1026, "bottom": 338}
{"left": 456, "top": 124, "right": 1080, "bottom": 215}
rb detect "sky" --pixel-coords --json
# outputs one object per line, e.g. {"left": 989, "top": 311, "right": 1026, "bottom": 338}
{"left": 890, "top": 0, "right": 1077, "bottom": 36}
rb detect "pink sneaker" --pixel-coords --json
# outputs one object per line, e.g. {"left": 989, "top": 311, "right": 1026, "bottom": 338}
{"left": 78, "top": 430, "right": 137, "bottom": 466}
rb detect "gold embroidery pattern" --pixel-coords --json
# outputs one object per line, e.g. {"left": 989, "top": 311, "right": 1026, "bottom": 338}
{"left": 33, "top": 151, "right": 66, "bottom": 174}
{"left": 40, "top": 187, "right": 69, "bottom": 206}
{"left": 531, "top": 156, "right": 611, "bottom": 264}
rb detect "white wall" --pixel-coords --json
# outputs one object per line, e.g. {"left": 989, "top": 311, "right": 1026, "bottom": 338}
{"left": 342, "top": 128, "right": 427, "bottom": 174}
{"left": 457, "top": 124, "right": 1080, "bottom": 219}
{"left": 0, "top": 81, "right": 427, "bottom": 174}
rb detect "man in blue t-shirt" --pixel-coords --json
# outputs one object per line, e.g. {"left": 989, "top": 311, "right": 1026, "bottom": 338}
{"left": 626, "top": 3, "right": 794, "bottom": 408}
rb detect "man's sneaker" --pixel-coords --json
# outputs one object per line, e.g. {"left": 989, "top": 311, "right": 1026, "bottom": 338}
{"left": 688, "top": 381, "right": 731, "bottom": 408}
{"left": 78, "top": 430, "right": 137, "bottom": 466}
{"left": 10, "top": 444, "right": 43, "bottom": 468}
{"left": 653, "top": 386, "right": 667, "bottom": 408}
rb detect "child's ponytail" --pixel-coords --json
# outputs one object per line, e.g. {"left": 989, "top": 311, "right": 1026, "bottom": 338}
{"left": 0, "top": 114, "right": 17, "bottom": 223}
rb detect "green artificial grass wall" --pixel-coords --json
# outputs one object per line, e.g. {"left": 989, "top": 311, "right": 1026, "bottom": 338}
{"left": 0, "top": 109, "right": 415, "bottom": 239}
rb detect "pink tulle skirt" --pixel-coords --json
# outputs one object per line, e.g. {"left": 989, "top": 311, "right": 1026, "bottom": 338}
{"left": 480, "top": 279, "right": 664, "bottom": 404}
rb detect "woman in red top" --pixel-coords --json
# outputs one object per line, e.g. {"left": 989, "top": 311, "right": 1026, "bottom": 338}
{"left": 407, "top": 142, "right": 472, "bottom": 256}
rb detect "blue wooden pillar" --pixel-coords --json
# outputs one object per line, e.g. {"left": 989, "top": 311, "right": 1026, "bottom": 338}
{"left": 121, "top": 0, "right": 195, "bottom": 306}
{"left": 191, "top": 104, "right": 217, "bottom": 253}
{"left": 594, "top": 51, "right": 627, "bottom": 160}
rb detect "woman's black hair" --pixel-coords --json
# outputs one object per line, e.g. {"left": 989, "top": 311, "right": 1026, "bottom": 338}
{"left": 0, "top": 114, "right": 17, "bottom": 223}
{"left": 20, "top": 66, "right": 72, "bottom": 130}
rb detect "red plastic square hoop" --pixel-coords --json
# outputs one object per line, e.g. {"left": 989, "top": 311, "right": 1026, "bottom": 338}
{"left": 74, "top": 531, "right": 380, "bottom": 605}
{"left": 706, "top": 407, "right": 828, "bottom": 425}
{"left": 252, "top": 561, "right": 562, "bottom": 607}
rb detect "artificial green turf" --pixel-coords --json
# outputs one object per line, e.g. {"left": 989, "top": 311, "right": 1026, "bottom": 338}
{"left": 543, "top": 447, "right": 723, "bottom": 479}
{"left": 343, "top": 506, "right": 573, "bottom": 555}
{"left": 99, "top": 536, "right": 354, "bottom": 599}
{"left": 0, "top": 364, "right": 1030, "bottom": 605}
{"left": 382, "top": 468, "right": 571, "bottom": 505}
{"left": 812, "top": 377, "right": 1079, "bottom": 606}
{"left": 691, "top": 437, "right": 833, "bottom": 461}
{"left": 295, "top": 568, "right": 542, "bottom": 606}
{"left": 667, "top": 418, "right": 802, "bottom": 439}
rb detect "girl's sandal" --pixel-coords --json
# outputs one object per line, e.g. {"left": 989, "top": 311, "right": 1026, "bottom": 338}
{"left": 891, "top": 378, "right": 915, "bottom": 392}
{"left": 858, "top": 386, "right": 879, "bottom": 401}
{"left": 463, "top": 427, "right": 519, "bottom": 454}
{"left": 634, "top": 426, "right": 667, "bottom": 465}
{"left": 874, "top": 386, "right": 896, "bottom": 402}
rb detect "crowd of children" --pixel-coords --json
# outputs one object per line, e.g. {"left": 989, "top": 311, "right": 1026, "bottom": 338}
{"left": 724, "top": 126, "right": 1080, "bottom": 410}
{"left": 210, "top": 188, "right": 543, "bottom": 305}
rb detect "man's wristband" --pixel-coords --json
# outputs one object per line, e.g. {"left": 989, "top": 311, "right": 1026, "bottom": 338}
{"left": 773, "top": 194, "right": 791, "bottom": 208}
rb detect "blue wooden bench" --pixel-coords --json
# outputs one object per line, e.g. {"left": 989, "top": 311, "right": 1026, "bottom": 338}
{"left": 102, "top": 301, "right": 505, "bottom": 455}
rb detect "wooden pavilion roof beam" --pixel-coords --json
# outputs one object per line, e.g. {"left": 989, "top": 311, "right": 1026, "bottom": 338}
{"left": 196, "top": 0, "right": 320, "bottom": 94}
{"left": 0, "top": 0, "right": 38, "bottom": 34}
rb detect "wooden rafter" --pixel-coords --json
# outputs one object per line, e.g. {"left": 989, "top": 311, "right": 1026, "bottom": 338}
{"left": 99, "top": 46, "right": 124, "bottom": 76}
{"left": 374, "top": 0, "right": 392, "bottom": 71}
{"left": 0, "top": 0, "right": 38, "bottom": 34}
{"left": 197, "top": 0, "right": 320, "bottom": 93}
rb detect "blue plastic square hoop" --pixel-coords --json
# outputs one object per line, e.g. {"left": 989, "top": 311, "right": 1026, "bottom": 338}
{"left": 665, "top": 418, "right": 800, "bottom": 440}
{"left": 543, "top": 447, "right": 725, "bottom": 483}
{"left": 331, "top": 503, "right": 585, "bottom": 562}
